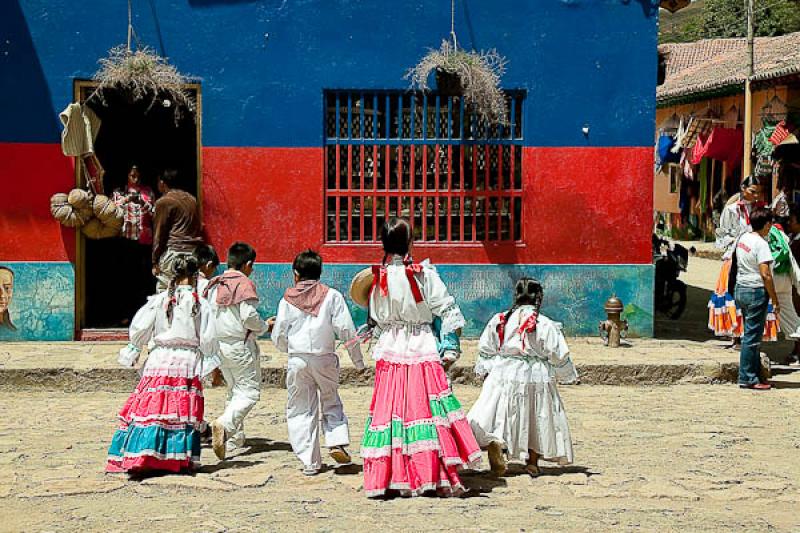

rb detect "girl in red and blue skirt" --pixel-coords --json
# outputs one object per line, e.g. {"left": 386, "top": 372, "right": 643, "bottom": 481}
{"left": 353, "top": 218, "right": 481, "bottom": 497}
{"left": 106, "top": 256, "right": 218, "bottom": 474}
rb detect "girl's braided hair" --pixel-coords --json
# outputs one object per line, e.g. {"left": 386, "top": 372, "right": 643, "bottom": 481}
{"left": 165, "top": 255, "right": 201, "bottom": 325}
{"left": 496, "top": 277, "right": 544, "bottom": 345}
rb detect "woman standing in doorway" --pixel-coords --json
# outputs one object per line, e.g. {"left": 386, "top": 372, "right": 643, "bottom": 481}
{"left": 113, "top": 165, "right": 155, "bottom": 246}
{"left": 708, "top": 176, "right": 778, "bottom": 343}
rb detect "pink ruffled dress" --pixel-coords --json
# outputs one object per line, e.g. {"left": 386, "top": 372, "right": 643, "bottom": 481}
{"left": 360, "top": 256, "right": 481, "bottom": 497}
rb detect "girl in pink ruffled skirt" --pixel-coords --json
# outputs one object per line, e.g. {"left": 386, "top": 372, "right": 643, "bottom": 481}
{"left": 354, "top": 218, "right": 481, "bottom": 498}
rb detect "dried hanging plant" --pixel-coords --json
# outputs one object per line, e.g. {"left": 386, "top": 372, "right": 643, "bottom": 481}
{"left": 90, "top": 45, "right": 195, "bottom": 123}
{"left": 406, "top": 40, "right": 508, "bottom": 126}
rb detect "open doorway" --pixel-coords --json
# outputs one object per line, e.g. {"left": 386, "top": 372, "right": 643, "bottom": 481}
{"left": 76, "top": 81, "right": 201, "bottom": 332}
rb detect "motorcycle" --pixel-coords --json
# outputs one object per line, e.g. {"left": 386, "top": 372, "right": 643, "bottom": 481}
{"left": 653, "top": 234, "right": 689, "bottom": 320}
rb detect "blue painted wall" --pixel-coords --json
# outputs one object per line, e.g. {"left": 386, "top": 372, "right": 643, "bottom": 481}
{"left": 0, "top": 262, "right": 650, "bottom": 340}
{"left": 4, "top": 0, "right": 658, "bottom": 147}
{"left": 0, "top": 262, "right": 74, "bottom": 341}
{"left": 1, "top": 1, "right": 658, "bottom": 340}
{"left": 250, "top": 263, "right": 654, "bottom": 337}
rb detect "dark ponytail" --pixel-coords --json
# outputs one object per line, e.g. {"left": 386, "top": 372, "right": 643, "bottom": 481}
{"left": 497, "top": 277, "right": 544, "bottom": 345}
{"left": 165, "top": 255, "right": 201, "bottom": 325}
{"left": 380, "top": 217, "right": 412, "bottom": 261}
{"left": 741, "top": 175, "right": 761, "bottom": 190}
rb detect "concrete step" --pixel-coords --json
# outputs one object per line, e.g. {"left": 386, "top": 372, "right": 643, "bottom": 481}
{"left": 0, "top": 338, "right": 774, "bottom": 390}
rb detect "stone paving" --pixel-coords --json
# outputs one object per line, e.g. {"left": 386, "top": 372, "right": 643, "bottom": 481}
{"left": 1, "top": 380, "right": 799, "bottom": 532}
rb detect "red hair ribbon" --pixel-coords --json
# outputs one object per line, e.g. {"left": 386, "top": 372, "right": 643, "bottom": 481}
{"left": 371, "top": 265, "right": 389, "bottom": 297}
{"left": 370, "top": 260, "right": 424, "bottom": 303}
{"left": 518, "top": 312, "right": 539, "bottom": 349}
{"left": 496, "top": 313, "right": 507, "bottom": 348}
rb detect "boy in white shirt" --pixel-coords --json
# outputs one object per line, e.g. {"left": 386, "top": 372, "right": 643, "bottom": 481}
{"left": 733, "top": 207, "right": 779, "bottom": 390}
{"left": 271, "top": 250, "right": 365, "bottom": 475}
{"left": 207, "top": 242, "right": 270, "bottom": 460}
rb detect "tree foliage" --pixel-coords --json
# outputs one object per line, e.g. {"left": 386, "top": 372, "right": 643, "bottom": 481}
{"left": 660, "top": 0, "right": 800, "bottom": 43}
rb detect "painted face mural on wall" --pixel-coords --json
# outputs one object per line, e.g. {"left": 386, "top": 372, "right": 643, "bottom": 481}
{"left": 0, "top": 266, "right": 16, "bottom": 331}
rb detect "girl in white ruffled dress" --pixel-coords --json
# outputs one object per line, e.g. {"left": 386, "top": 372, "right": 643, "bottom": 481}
{"left": 467, "top": 277, "right": 577, "bottom": 477}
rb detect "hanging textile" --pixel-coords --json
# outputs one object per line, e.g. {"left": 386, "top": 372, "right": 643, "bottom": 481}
{"left": 671, "top": 117, "right": 688, "bottom": 153}
{"left": 754, "top": 120, "right": 778, "bottom": 158}
{"left": 59, "top": 103, "right": 101, "bottom": 157}
{"left": 770, "top": 120, "right": 792, "bottom": 146}
{"left": 690, "top": 127, "right": 743, "bottom": 168}
{"left": 680, "top": 150, "right": 695, "bottom": 180}
{"left": 698, "top": 159, "right": 709, "bottom": 212}
{"left": 656, "top": 134, "right": 680, "bottom": 168}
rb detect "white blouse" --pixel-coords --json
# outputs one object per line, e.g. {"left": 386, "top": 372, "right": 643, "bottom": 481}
{"left": 368, "top": 256, "right": 465, "bottom": 337}
{"left": 205, "top": 286, "right": 268, "bottom": 345}
{"left": 716, "top": 202, "right": 752, "bottom": 258}
{"left": 476, "top": 306, "right": 577, "bottom": 383}
{"left": 118, "top": 286, "right": 218, "bottom": 369}
{"left": 271, "top": 289, "right": 365, "bottom": 369}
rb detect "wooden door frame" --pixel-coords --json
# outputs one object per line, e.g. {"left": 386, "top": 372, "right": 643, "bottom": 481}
{"left": 72, "top": 79, "right": 203, "bottom": 335}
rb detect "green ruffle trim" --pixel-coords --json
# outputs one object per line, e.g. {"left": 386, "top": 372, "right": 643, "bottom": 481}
{"left": 429, "top": 392, "right": 462, "bottom": 418}
{"left": 361, "top": 392, "right": 464, "bottom": 449}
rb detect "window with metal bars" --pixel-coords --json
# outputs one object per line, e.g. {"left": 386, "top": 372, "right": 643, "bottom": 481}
{"left": 324, "top": 90, "right": 525, "bottom": 243}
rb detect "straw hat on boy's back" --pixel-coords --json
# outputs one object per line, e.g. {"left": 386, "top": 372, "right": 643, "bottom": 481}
{"left": 349, "top": 267, "right": 374, "bottom": 308}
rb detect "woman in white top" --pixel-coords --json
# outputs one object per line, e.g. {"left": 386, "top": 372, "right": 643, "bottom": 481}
{"left": 107, "top": 256, "right": 217, "bottom": 474}
{"left": 709, "top": 176, "right": 779, "bottom": 341}
{"left": 467, "top": 278, "right": 577, "bottom": 477}
{"left": 357, "top": 218, "right": 481, "bottom": 498}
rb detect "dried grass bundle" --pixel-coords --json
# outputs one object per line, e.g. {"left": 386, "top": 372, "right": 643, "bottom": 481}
{"left": 91, "top": 45, "right": 195, "bottom": 122}
{"left": 406, "top": 40, "right": 508, "bottom": 126}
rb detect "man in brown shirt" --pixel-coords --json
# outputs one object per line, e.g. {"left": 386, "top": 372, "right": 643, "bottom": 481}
{"left": 152, "top": 169, "right": 204, "bottom": 292}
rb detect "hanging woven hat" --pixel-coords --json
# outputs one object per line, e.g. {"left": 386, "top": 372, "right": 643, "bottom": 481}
{"left": 349, "top": 267, "right": 374, "bottom": 308}
{"left": 67, "top": 188, "right": 92, "bottom": 210}
{"left": 92, "top": 194, "right": 122, "bottom": 223}
{"left": 51, "top": 192, "right": 85, "bottom": 228}
{"left": 82, "top": 217, "right": 121, "bottom": 239}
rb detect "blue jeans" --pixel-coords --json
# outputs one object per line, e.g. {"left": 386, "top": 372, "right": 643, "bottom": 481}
{"left": 734, "top": 286, "right": 768, "bottom": 386}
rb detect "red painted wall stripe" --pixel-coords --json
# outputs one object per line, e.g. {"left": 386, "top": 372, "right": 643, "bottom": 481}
{"left": 203, "top": 146, "right": 652, "bottom": 264}
{"left": 523, "top": 146, "right": 653, "bottom": 264}
{"left": 0, "top": 143, "right": 75, "bottom": 262}
{"left": 202, "top": 146, "right": 325, "bottom": 262}
{"left": 0, "top": 144, "right": 652, "bottom": 265}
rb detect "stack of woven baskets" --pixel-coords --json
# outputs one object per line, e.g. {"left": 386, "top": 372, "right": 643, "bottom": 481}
{"left": 50, "top": 189, "right": 123, "bottom": 239}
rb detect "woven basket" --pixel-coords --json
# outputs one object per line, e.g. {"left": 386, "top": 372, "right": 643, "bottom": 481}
{"left": 82, "top": 217, "right": 121, "bottom": 239}
{"left": 67, "top": 188, "right": 92, "bottom": 210}
{"left": 51, "top": 193, "right": 84, "bottom": 228}
{"left": 93, "top": 194, "right": 122, "bottom": 223}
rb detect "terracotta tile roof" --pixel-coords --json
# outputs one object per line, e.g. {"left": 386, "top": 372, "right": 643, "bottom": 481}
{"left": 658, "top": 32, "right": 800, "bottom": 102}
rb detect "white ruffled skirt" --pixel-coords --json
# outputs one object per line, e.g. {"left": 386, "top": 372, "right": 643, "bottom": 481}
{"left": 467, "top": 357, "right": 574, "bottom": 464}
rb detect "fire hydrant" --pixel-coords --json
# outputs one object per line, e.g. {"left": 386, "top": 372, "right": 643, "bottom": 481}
{"left": 599, "top": 295, "right": 628, "bottom": 347}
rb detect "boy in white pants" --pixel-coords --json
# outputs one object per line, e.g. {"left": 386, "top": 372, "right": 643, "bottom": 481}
{"left": 207, "top": 242, "right": 270, "bottom": 460}
{"left": 271, "top": 250, "right": 365, "bottom": 475}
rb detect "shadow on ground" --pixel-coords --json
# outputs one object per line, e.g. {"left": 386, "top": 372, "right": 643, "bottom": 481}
{"left": 654, "top": 283, "right": 797, "bottom": 363}
{"left": 235, "top": 438, "right": 293, "bottom": 457}
{"left": 654, "top": 285, "right": 714, "bottom": 342}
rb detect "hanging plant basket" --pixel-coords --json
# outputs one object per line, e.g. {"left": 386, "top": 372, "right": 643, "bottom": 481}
{"left": 406, "top": 40, "right": 508, "bottom": 125}
{"left": 89, "top": 45, "right": 195, "bottom": 123}
{"left": 435, "top": 69, "right": 463, "bottom": 96}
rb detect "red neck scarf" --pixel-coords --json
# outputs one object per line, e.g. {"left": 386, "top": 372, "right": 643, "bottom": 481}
{"left": 284, "top": 280, "right": 329, "bottom": 316}
{"left": 371, "top": 256, "right": 424, "bottom": 303}
{"left": 205, "top": 270, "right": 259, "bottom": 306}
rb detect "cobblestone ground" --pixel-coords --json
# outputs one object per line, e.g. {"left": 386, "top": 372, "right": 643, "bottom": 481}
{"left": 1, "top": 381, "right": 799, "bottom": 532}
